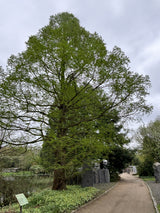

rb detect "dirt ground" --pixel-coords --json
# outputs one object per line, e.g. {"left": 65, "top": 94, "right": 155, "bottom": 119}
{"left": 76, "top": 173, "right": 155, "bottom": 213}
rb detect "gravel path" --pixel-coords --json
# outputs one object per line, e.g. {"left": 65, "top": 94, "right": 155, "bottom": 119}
{"left": 147, "top": 180, "right": 160, "bottom": 205}
{"left": 76, "top": 173, "right": 155, "bottom": 213}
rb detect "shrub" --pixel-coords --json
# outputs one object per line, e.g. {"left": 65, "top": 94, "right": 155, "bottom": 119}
{"left": 30, "top": 165, "right": 45, "bottom": 174}
{"left": 137, "top": 158, "right": 154, "bottom": 176}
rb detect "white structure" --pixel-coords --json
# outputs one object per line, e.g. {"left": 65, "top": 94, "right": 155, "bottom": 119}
{"left": 129, "top": 165, "right": 137, "bottom": 174}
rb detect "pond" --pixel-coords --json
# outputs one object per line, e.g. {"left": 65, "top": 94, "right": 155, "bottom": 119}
{"left": 0, "top": 174, "right": 53, "bottom": 206}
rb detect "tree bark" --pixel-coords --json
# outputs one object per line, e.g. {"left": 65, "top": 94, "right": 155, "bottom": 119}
{"left": 52, "top": 168, "right": 67, "bottom": 190}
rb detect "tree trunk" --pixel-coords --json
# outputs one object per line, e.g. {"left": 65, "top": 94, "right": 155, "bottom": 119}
{"left": 52, "top": 168, "right": 67, "bottom": 190}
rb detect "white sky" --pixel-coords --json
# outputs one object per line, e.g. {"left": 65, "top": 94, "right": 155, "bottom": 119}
{"left": 0, "top": 0, "right": 160, "bottom": 137}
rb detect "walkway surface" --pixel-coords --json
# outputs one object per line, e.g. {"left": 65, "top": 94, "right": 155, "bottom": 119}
{"left": 76, "top": 173, "right": 155, "bottom": 213}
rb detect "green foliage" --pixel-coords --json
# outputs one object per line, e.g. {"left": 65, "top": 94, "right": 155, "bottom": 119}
{"left": 108, "top": 146, "right": 134, "bottom": 180}
{"left": 0, "top": 156, "right": 19, "bottom": 168}
{"left": 1, "top": 12, "right": 152, "bottom": 145}
{"left": 0, "top": 12, "right": 152, "bottom": 189}
{"left": 1, "top": 171, "right": 32, "bottom": 177}
{"left": 0, "top": 146, "right": 42, "bottom": 172}
{"left": 136, "top": 119, "right": 160, "bottom": 176}
{"left": 140, "top": 176, "right": 155, "bottom": 181}
{"left": 137, "top": 119, "right": 160, "bottom": 162}
{"left": 137, "top": 157, "right": 154, "bottom": 176}
{"left": 40, "top": 133, "right": 105, "bottom": 172}
{"left": 30, "top": 165, "right": 46, "bottom": 174}
{"left": 0, "top": 146, "right": 24, "bottom": 169}
{"left": 131, "top": 154, "right": 140, "bottom": 166}
{"left": 1, "top": 185, "right": 99, "bottom": 213}
{"left": 40, "top": 107, "right": 130, "bottom": 174}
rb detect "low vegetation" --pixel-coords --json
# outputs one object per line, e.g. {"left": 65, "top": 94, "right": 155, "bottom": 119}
{"left": 1, "top": 171, "right": 33, "bottom": 177}
{"left": 140, "top": 176, "right": 155, "bottom": 181}
{"left": 1, "top": 185, "right": 99, "bottom": 213}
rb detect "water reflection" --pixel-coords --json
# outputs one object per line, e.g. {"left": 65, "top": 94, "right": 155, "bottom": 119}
{"left": 0, "top": 175, "right": 52, "bottom": 206}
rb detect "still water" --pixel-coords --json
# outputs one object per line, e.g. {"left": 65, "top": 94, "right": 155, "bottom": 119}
{"left": 0, "top": 175, "right": 52, "bottom": 206}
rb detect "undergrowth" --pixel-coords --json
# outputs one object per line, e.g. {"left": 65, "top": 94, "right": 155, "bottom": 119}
{"left": 0, "top": 185, "right": 99, "bottom": 213}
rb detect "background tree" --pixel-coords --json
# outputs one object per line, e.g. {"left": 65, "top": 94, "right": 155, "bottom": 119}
{"left": 97, "top": 118, "right": 133, "bottom": 181}
{"left": 0, "top": 146, "right": 41, "bottom": 171}
{"left": 136, "top": 119, "right": 160, "bottom": 176}
{"left": 0, "top": 12, "right": 152, "bottom": 189}
{"left": 107, "top": 146, "right": 135, "bottom": 180}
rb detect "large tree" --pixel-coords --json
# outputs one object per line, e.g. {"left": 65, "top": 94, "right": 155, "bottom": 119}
{"left": 0, "top": 12, "right": 152, "bottom": 189}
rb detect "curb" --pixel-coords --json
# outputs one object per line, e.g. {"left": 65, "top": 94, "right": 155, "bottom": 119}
{"left": 144, "top": 181, "right": 159, "bottom": 213}
{"left": 71, "top": 182, "right": 119, "bottom": 213}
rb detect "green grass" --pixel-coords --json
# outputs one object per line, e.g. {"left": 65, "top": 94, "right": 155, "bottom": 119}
{"left": 140, "top": 176, "right": 155, "bottom": 181}
{"left": 1, "top": 171, "right": 33, "bottom": 177}
{"left": 0, "top": 185, "right": 99, "bottom": 213}
{"left": 158, "top": 204, "right": 160, "bottom": 212}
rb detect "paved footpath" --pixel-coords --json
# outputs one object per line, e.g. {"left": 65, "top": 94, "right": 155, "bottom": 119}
{"left": 76, "top": 173, "right": 155, "bottom": 213}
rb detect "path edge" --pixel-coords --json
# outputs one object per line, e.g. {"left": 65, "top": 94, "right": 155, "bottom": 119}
{"left": 144, "top": 181, "right": 159, "bottom": 213}
{"left": 71, "top": 182, "right": 119, "bottom": 213}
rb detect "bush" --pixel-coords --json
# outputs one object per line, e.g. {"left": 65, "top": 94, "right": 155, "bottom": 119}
{"left": 30, "top": 165, "right": 46, "bottom": 174}
{"left": 109, "top": 171, "right": 120, "bottom": 182}
{"left": 137, "top": 158, "right": 154, "bottom": 176}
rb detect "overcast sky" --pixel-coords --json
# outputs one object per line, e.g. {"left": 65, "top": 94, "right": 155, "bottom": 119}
{"left": 1, "top": 0, "right": 160, "bottom": 136}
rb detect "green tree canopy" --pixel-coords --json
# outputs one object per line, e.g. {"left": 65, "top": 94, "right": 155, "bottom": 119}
{"left": 135, "top": 119, "right": 160, "bottom": 176}
{"left": 137, "top": 119, "right": 160, "bottom": 162}
{"left": 0, "top": 13, "right": 151, "bottom": 145}
{"left": 0, "top": 12, "right": 152, "bottom": 189}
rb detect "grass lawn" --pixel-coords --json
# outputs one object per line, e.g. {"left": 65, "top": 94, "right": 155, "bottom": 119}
{"left": 140, "top": 176, "right": 155, "bottom": 181}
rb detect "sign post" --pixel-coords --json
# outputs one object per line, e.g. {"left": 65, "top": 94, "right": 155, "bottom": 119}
{"left": 15, "top": 193, "right": 28, "bottom": 213}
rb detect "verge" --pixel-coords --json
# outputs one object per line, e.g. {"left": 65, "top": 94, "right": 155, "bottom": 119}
{"left": 144, "top": 181, "right": 159, "bottom": 213}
